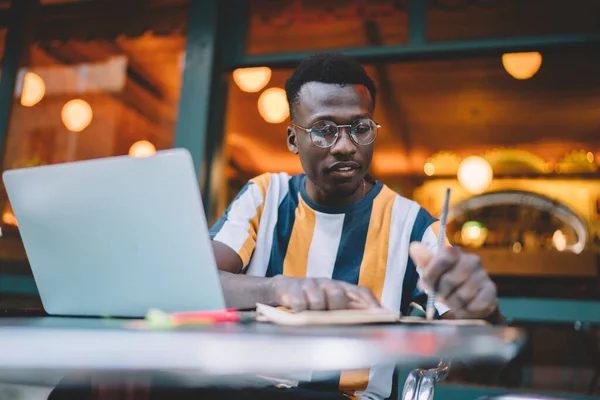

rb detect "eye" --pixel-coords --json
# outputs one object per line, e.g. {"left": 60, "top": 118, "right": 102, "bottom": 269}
{"left": 353, "top": 122, "right": 372, "bottom": 135}
{"left": 311, "top": 121, "right": 337, "bottom": 137}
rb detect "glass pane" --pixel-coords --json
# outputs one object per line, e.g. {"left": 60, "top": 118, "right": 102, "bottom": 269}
{"left": 225, "top": 68, "right": 297, "bottom": 199}
{"left": 225, "top": 47, "right": 600, "bottom": 300}
{"left": 224, "top": 48, "right": 599, "bottom": 397}
{"left": 246, "top": 0, "right": 408, "bottom": 55}
{"left": 426, "top": 0, "right": 600, "bottom": 42}
{"left": 0, "top": 2, "right": 188, "bottom": 312}
{"left": 444, "top": 195, "right": 598, "bottom": 300}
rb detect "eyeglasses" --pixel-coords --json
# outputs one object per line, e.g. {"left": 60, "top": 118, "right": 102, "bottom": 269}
{"left": 292, "top": 118, "right": 380, "bottom": 149}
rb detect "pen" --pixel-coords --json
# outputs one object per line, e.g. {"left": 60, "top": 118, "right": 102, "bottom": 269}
{"left": 426, "top": 188, "right": 451, "bottom": 321}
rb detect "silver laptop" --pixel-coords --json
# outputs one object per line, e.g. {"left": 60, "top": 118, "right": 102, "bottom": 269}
{"left": 2, "top": 148, "right": 226, "bottom": 317}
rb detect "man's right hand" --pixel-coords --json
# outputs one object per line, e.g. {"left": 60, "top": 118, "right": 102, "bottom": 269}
{"left": 214, "top": 241, "right": 381, "bottom": 311}
{"left": 269, "top": 275, "right": 380, "bottom": 312}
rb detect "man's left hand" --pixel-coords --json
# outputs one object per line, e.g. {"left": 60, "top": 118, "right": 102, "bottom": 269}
{"left": 409, "top": 242, "right": 499, "bottom": 320}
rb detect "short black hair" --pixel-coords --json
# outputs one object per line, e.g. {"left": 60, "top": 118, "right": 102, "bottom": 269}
{"left": 284, "top": 52, "right": 377, "bottom": 120}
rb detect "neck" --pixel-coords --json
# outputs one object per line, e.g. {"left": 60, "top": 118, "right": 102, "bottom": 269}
{"left": 305, "top": 178, "right": 371, "bottom": 207}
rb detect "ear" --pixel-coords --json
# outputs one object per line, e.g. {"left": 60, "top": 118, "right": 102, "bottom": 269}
{"left": 287, "top": 126, "right": 299, "bottom": 155}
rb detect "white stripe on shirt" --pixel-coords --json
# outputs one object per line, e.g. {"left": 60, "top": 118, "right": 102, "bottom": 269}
{"left": 213, "top": 182, "right": 263, "bottom": 254}
{"left": 246, "top": 173, "right": 289, "bottom": 277}
{"left": 355, "top": 197, "right": 420, "bottom": 400}
{"left": 306, "top": 212, "right": 345, "bottom": 279}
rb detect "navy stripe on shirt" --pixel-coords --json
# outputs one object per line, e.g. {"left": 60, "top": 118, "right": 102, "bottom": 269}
{"left": 331, "top": 204, "right": 373, "bottom": 284}
{"left": 265, "top": 175, "right": 302, "bottom": 277}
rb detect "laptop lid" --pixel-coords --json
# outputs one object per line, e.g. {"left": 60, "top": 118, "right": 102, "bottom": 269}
{"left": 2, "top": 148, "right": 226, "bottom": 318}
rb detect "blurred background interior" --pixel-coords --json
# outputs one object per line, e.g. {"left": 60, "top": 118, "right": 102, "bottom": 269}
{"left": 0, "top": 0, "right": 598, "bottom": 399}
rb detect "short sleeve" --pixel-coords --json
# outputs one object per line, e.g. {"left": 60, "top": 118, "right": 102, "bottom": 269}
{"left": 209, "top": 173, "right": 270, "bottom": 268}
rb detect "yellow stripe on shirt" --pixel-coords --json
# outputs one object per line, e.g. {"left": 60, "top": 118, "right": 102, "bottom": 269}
{"left": 238, "top": 173, "right": 271, "bottom": 268}
{"left": 357, "top": 185, "right": 397, "bottom": 300}
{"left": 282, "top": 193, "right": 316, "bottom": 277}
{"left": 339, "top": 186, "right": 397, "bottom": 395}
{"left": 339, "top": 369, "right": 370, "bottom": 395}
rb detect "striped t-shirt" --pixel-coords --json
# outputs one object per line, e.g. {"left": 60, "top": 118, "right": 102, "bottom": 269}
{"left": 210, "top": 172, "right": 449, "bottom": 400}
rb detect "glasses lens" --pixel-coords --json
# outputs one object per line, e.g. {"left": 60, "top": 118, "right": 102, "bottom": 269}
{"left": 310, "top": 120, "right": 338, "bottom": 147}
{"left": 351, "top": 119, "right": 377, "bottom": 145}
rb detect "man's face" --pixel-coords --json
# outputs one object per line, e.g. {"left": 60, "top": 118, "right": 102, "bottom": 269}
{"left": 287, "top": 82, "right": 375, "bottom": 198}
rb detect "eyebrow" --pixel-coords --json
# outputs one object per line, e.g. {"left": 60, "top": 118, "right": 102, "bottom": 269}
{"left": 308, "top": 114, "right": 372, "bottom": 125}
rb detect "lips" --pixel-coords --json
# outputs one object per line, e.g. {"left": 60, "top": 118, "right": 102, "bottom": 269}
{"left": 328, "top": 161, "right": 361, "bottom": 178}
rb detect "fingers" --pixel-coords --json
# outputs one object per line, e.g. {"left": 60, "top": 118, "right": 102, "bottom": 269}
{"left": 321, "top": 280, "right": 380, "bottom": 310}
{"left": 448, "top": 282, "right": 497, "bottom": 319}
{"left": 436, "top": 253, "right": 483, "bottom": 303}
{"left": 273, "top": 276, "right": 380, "bottom": 311}
{"left": 441, "top": 269, "right": 486, "bottom": 311}
{"left": 429, "top": 251, "right": 498, "bottom": 319}
{"left": 321, "top": 280, "right": 349, "bottom": 310}
{"left": 409, "top": 242, "right": 434, "bottom": 269}
{"left": 302, "top": 278, "right": 327, "bottom": 310}
{"left": 345, "top": 285, "right": 381, "bottom": 309}
{"left": 277, "top": 279, "right": 307, "bottom": 312}
{"left": 420, "top": 247, "right": 461, "bottom": 290}
{"left": 465, "top": 280, "right": 498, "bottom": 318}
{"left": 409, "top": 240, "right": 499, "bottom": 319}
{"left": 409, "top": 242, "right": 462, "bottom": 291}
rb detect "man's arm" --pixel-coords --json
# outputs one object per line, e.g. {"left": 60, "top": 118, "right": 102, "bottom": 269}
{"left": 219, "top": 270, "right": 277, "bottom": 309}
{"left": 212, "top": 240, "right": 243, "bottom": 274}
{"left": 212, "top": 241, "right": 380, "bottom": 311}
{"left": 212, "top": 241, "right": 277, "bottom": 309}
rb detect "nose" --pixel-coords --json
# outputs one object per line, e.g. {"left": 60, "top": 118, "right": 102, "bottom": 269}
{"left": 330, "top": 127, "right": 357, "bottom": 156}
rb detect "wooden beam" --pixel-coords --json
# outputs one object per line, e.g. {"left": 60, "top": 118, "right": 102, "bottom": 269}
{"left": 363, "top": 20, "right": 411, "bottom": 152}
{"left": 236, "top": 33, "right": 600, "bottom": 69}
{"left": 38, "top": 44, "right": 175, "bottom": 131}
{"left": 9, "top": 0, "right": 187, "bottom": 42}
{"left": 68, "top": 40, "right": 167, "bottom": 100}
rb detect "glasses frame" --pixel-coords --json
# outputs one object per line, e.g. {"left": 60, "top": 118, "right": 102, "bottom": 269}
{"left": 291, "top": 119, "right": 381, "bottom": 149}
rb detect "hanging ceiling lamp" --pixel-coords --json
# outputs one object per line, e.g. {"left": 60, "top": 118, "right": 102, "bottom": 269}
{"left": 457, "top": 156, "right": 493, "bottom": 194}
{"left": 61, "top": 99, "right": 93, "bottom": 132}
{"left": 129, "top": 140, "right": 156, "bottom": 158}
{"left": 502, "top": 52, "right": 542, "bottom": 80}
{"left": 257, "top": 87, "right": 289, "bottom": 124}
{"left": 233, "top": 67, "right": 272, "bottom": 93}
{"left": 2, "top": 203, "right": 17, "bottom": 227}
{"left": 423, "top": 162, "right": 435, "bottom": 176}
{"left": 20, "top": 72, "right": 45, "bottom": 107}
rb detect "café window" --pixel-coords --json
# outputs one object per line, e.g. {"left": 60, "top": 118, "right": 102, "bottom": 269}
{"left": 445, "top": 190, "right": 597, "bottom": 300}
{"left": 0, "top": 0, "right": 188, "bottom": 311}
{"left": 448, "top": 190, "right": 588, "bottom": 254}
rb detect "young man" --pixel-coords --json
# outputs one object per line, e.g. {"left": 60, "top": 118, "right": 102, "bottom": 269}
{"left": 50, "top": 52, "right": 502, "bottom": 400}
{"left": 210, "top": 52, "right": 503, "bottom": 399}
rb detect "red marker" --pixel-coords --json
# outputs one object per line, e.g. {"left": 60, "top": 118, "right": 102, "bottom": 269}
{"left": 169, "top": 309, "right": 255, "bottom": 324}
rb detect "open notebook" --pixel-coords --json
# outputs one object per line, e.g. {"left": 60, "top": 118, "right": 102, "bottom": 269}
{"left": 255, "top": 303, "right": 489, "bottom": 326}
